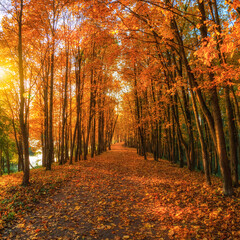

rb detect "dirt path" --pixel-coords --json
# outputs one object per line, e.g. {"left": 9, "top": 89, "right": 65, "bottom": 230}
{"left": 2, "top": 143, "right": 240, "bottom": 239}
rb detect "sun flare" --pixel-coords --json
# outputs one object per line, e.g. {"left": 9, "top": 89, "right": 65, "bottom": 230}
{"left": 0, "top": 67, "right": 6, "bottom": 77}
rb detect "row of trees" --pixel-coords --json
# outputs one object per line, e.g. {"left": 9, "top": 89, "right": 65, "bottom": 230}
{"left": 114, "top": 0, "right": 240, "bottom": 196}
{"left": 0, "top": 0, "right": 239, "bottom": 196}
{"left": 0, "top": 0, "right": 120, "bottom": 184}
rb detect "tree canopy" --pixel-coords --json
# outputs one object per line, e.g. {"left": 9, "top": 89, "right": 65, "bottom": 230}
{"left": 0, "top": 0, "right": 239, "bottom": 197}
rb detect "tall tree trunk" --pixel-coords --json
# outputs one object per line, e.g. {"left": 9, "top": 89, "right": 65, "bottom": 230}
{"left": 225, "top": 87, "right": 238, "bottom": 187}
{"left": 84, "top": 68, "right": 94, "bottom": 160}
{"left": 43, "top": 61, "right": 49, "bottom": 168}
{"left": 46, "top": 0, "right": 57, "bottom": 170}
{"left": 97, "top": 106, "right": 102, "bottom": 155}
{"left": 70, "top": 121, "right": 78, "bottom": 164}
{"left": 91, "top": 118, "right": 96, "bottom": 157}
{"left": 60, "top": 49, "right": 69, "bottom": 165}
{"left": 0, "top": 149, "right": 2, "bottom": 176}
{"left": 47, "top": 49, "right": 54, "bottom": 170}
{"left": 211, "top": 88, "right": 233, "bottom": 194}
{"left": 190, "top": 90, "right": 211, "bottom": 185}
{"left": 101, "top": 109, "right": 105, "bottom": 153}
{"left": 18, "top": 0, "right": 30, "bottom": 185}
{"left": 134, "top": 65, "right": 147, "bottom": 160}
{"left": 69, "top": 61, "right": 73, "bottom": 163}
{"left": 108, "top": 115, "right": 118, "bottom": 150}
{"left": 18, "top": 140, "right": 24, "bottom": 172}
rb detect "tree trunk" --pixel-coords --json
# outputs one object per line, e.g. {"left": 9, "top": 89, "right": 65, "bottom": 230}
{"left": 0, "top": 149, "right": 2, "bottom": 176}
{"left": 211, "top": 87, "right": 233, "bottom": 194}
{"left": 47, "top": 49, "right": 54, "bottom": 170}
{"left": 225, "top": 87, "right": 238, "bottom": 187}
{"left": 18, "top": 0, "right": 30, "bottom": 185}
{"left": 91, "top": 118, "right": 96, "bottom": 158}
{"left": 190, "top": 90, "right": 211, "bottom": 185}
{"left": 60, "top": 49, "right": 69, "bottom": 165}
{"left": 6, "top": 142, "right": 10, "bottom": 175}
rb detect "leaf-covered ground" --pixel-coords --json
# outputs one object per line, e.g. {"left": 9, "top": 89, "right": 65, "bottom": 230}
{"left": 1, "top": 143, "right": 240, "bottom": 239}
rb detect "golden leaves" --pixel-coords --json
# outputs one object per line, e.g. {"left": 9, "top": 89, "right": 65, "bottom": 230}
{"left": 194, "top": 37, "right": 218, "bottom": 67}
{"left": 110, "top": 30, "right": 119, "bottom": 35}
{"left": 1, "top": 141, "right": 240, "bottom": 239}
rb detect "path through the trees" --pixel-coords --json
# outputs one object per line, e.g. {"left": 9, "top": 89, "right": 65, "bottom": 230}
{"left": 2, "top": 143, "right": 240, "bottom": 239}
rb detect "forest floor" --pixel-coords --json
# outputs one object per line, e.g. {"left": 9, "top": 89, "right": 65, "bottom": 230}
{"left": 0, "top": 143, "right": 240, "bottom": 240}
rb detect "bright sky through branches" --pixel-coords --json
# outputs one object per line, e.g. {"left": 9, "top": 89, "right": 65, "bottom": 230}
{"left": 0, "top": 67, "right": 6, "bottom": 78}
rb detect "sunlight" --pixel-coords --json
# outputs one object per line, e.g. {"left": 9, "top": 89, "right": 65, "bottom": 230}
{"left": 0, "top": 67, "right": 6, "bottom": 78}
{"left": 0, "top": 66, "right": 13, "bottom": 91}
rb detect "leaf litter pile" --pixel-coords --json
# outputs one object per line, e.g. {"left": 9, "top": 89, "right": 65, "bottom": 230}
{"left": 1, "top": 143, "right": 240, "bottom": 239}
